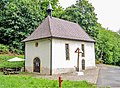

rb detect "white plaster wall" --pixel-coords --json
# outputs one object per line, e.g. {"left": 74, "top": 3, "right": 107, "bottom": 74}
{"left": 25, "top": 39, "right": 51, "bottom": 74}
{"left": 85, "top": 42, "right": 96, "bottom": 69}
{"left": 52, "top": 38, "right": 95, "bottom": 74}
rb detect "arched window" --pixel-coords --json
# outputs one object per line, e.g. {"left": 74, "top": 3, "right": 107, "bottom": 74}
{"left": 82, "top": 59, "right": 85, "bottom": 70}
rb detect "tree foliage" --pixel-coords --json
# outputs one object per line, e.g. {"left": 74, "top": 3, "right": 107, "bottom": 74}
{"left": 0, "top": 44, "right": 9, "bottom": 54}
{"left": 61, "top": 0, "right": 99, "bottom": 39}
{"left": 0, "top": 0, "right": 44, "bottom": 51}
{"left": 0, "top": 0, "right": 62, "bottom": 52}
{"left": 96, "top": 29, "right": 120, "bottom": 65}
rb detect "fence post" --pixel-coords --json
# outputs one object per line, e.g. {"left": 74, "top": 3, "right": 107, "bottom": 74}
{"left": 59, "top": 76, "right": 63, "bottom": 88}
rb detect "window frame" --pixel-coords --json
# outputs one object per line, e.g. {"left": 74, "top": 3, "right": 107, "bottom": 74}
{"left": 65, "top": 43, "right": 70, "bottom": 60}
{"left": 35, "top": 42, "right": 38, "bottom": 47}
{"left": 81, "top": 44, "right": 85, "bottom": 57}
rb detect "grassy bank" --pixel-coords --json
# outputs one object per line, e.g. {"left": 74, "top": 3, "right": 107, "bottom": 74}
{"left": 0, "top": 54, "right": 24, "bottom": 68}
{"left": 0, "top": 75, "right": 96, "bottom": 88}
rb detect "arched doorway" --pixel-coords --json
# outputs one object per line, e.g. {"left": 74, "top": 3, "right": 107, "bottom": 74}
{"left": 33, "top": 57, "right": 40, "bottom": 73}
{"left": 82, "top": 59, "right": 85, "bottom": 70}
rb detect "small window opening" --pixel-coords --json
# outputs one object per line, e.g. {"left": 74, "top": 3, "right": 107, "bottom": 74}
{"left": 65, "top": 44, "right": 70, "bottom": 60}
{"left": 35, "top": 42, "right": 38, "bottom": 47}
{"left": 81, "top": 44, "right": 85, "bottom": 57}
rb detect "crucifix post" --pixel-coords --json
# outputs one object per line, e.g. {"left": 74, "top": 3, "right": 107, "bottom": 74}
{"left": 77, "top": 48, "right": 80, "bottom": 71}
{"left": 75, "top": 48, "right": 82, "bottom": 72}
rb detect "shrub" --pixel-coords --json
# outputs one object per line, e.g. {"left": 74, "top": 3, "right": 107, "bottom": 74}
{"left": 9, "top": 47, "right": 23, "bottom": 55}
{"left": 0, "top": 44, "right": 23, "bottom": 55}
{"left": 0, "top": 55, "right": 24, "bottom": 68}
{"left": 0, "top": 44, "right": 9, "bottom": 54}
{"left": 96, "top": 59, "right": 104, "bottom": 64}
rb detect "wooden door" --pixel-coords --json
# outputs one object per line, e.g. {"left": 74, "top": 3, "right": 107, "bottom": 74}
{"left": 33, "top": 57, "right": 40, "bottom": 73}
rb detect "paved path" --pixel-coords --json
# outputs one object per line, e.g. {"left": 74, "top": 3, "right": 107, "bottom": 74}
{"left": 97, "top": 64, "right": 120, "bottom": 88}
{"left": 31, "top": 67, "right": 99, "bottom": 84}
{"left": 19, "top": 66, "right": 100, "bottom": 84}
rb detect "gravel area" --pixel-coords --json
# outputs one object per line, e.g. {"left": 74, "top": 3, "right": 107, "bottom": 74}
{"left": 33, "top": 66, "right": 100, "bottom": 84}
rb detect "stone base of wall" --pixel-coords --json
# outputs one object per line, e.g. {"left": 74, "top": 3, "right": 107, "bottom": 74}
{"left": 85, "top": 66, "right": 96, "bottom": 70}
{"left": 25, "top": 66, "right": 50, "bottom": 75}
{"left": 25, "top": 66, "right": 96, "bottom": 75}
{"left": 25, "top": 66, "right": 75, "bottom": 75}
{"left": 41, "top": 67, "right": 50, "bottom": 75}
{"left": 52, "top": 68, "right": 75, "bottom": 74}
{"left": 25, "top": 66, "right": 33, "bottom": 72}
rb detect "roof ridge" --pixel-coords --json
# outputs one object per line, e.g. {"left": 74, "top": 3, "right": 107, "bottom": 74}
{"left": 52, "top": 16, "right": 78, "bottom": 25}
{"left": 48, "top": 16, "right": 52, "bottom": 37}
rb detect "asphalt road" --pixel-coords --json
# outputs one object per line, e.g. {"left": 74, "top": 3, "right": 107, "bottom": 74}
{"left": 97, "top": 65, "right": 120, "bottom": 88}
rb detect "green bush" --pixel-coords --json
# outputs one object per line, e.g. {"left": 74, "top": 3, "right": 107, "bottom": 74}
{"left": 0, "top": 44, "right": 9, "bottom": 54}
{"left": 0, "top": 55, "right": 24, "bottom": 68}
{"left": 96, "top": 59, "right": 104, "bottom": 64}
{"left": 0, "top": 44, "right": 23, "bottom": 55}
{"left": 9, "top": 47, "right": 23, "bottom": 55}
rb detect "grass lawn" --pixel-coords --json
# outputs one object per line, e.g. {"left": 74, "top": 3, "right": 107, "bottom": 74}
{"left": 0, "top": 75, "right": 96, "bottom": 88}
{"left": 0, "top": 54, "right": 96, "bottom": 88}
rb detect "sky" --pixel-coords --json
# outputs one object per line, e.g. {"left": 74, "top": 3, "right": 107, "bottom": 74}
{"left": 59, "top": 0, "right": 120, "bottom": 32}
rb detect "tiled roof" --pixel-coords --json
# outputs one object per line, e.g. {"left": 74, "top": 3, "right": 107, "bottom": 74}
{"left": 23, "top": 16, "right": 95, "bottom": 42}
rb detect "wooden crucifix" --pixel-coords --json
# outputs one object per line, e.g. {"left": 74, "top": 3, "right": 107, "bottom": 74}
{"left": 75, "top": 48, "right": 83, "bottom": 72}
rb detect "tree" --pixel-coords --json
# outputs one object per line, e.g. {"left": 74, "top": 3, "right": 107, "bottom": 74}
{"left": 61, "top": 0, "right": 99, "bottom": 39}
{"left": 39, "top": 0, "right": 64, "bottom": 18}
{"left": 97, "top": 29, "right": 120, "bottom": 65}
{"left": 0, "top": 0, "right": 62, "bottom": 53}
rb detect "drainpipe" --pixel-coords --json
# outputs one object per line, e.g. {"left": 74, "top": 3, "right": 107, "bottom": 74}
{"left": 24, "top": 43, "right": 25, "bottom": 72}
{"left": 49, "top": 38, "right": 52, "bottom": 75}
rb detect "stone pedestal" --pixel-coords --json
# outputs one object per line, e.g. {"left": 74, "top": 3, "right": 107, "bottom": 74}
{"left": 77, "top": 72, "right": 84, "bottom": 76}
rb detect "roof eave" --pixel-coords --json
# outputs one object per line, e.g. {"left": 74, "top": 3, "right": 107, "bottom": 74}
{"left": 22, "top": 36, "right": 95, "bottom": 43}
{"left": 22, "top": 37, "right": 52, "bottom": 42}
{"left": 52, "top": 37, "right": 95, "bottom": 43}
